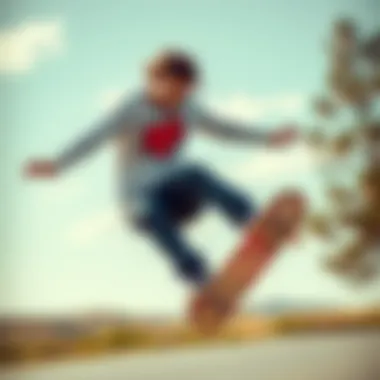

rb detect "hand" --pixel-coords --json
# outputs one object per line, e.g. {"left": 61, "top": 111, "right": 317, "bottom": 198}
{"left": 268, "top": 126, "right": 298, "bottom": 147}
{"left": 24, "top": 159, "right": 59, "bottom": 179}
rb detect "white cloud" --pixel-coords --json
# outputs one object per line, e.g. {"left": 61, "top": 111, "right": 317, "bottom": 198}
{"left": 209, "top": 93, "right": 306, "bottom": 121}
{"left": 67, "top": 206, "right": 121, "bottom": 247}
{"left": 230, "top": 143, "right": 327, "bottom": 183}
{"left": 0, "top": 20, "right": 64, "bottom": 73}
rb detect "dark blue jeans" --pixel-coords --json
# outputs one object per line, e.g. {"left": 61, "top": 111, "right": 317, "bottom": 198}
{"left": 141, "top": 165, "right": 254, "bottom": 285}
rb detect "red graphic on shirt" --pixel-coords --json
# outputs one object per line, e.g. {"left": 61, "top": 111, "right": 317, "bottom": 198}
{"left": 141, "top": 118, "right": 186, "bottom": 159}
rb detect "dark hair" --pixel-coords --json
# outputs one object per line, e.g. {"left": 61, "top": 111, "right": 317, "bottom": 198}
{"left": 148, "top": 50, "right": 199, "bottom": 83}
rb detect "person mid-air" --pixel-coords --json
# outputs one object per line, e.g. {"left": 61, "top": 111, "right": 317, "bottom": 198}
{"left": 25, "top": 50, "right": 298, "bottom": 288}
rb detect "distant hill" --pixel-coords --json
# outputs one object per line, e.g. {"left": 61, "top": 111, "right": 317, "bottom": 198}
{"left": 0, "top": 309, "right": 180, "bottom": 346}
{"left": 0, "top": 298, "right": 352, "bottom": 345}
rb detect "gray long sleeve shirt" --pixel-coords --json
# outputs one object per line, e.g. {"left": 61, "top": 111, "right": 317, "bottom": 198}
{"left": 55, "top": 92, "right": 270, "bottom": 218}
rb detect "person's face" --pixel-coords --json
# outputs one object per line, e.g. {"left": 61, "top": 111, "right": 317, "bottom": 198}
{"left": 147, "top": 72, "right": 195, "bottom": 107}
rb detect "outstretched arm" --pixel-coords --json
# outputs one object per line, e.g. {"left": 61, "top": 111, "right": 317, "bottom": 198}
{"left": 193, "top": 105, "right": 298, "bottom": 147}
{"left": 194, "top": 105, "right": 271, "bottom": 144}
{"left": 25, "top": 95, "right": 138, "bottom": 178}
{"left": 55, "top": 108, "right": 129, "bottom": 171}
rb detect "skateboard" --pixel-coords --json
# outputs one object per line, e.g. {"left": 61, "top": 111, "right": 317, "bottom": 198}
{"left": 188, "top": 190, "right": 306, "bottom": 334}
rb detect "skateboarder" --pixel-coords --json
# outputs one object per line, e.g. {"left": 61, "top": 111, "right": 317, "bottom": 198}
{"left": 24, "top": 50, "right": 298, "bottom": 287}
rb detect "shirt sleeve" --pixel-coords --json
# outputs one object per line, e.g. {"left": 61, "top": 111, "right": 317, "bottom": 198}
{"left": 55, "top": 95, "right": 139, "bottom": 172}
{"left": 192, "top": 103, "right": 271, "bottom": 144}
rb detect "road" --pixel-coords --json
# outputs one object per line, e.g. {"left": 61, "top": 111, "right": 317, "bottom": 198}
{"left": 2, "top": 332, "right": 380, "bottom": 380}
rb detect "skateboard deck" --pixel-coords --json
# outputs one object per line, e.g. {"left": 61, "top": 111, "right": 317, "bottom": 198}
{"left": 188, "top": 191, "right": 306, "bottom": 334}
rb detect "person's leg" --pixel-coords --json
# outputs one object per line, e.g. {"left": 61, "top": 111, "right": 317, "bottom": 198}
{"left": 142, "top": 186, "right": 209, "bottom": 285}
{"left": 184, "top": 165, "right": 255, "bottom": 226}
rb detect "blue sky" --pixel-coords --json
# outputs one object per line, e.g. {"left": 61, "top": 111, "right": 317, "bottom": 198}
{"left": 1, "top": 0, "right": 379, "bottom": 316}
